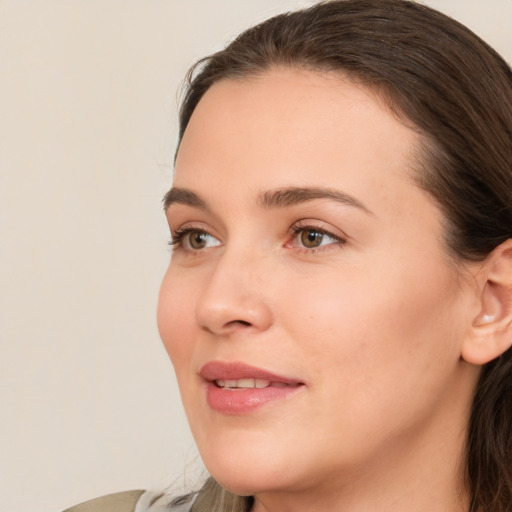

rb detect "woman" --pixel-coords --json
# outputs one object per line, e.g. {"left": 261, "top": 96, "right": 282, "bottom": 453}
{"left": 155, "top": 1, "right": 512, "bottom": 511}
{"left": 66, "top": 0, "right": 512, "bottom": 511}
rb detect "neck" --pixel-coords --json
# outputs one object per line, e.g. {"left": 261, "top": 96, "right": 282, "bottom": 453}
{"left": 252, "top": 445, "right": 470, "bottom": 512}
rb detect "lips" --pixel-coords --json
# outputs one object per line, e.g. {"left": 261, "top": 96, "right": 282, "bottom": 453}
{"left": 199, "top": 361, "right": 305, "bottom": 414}
{"left": 200, "top": 361, "right": 302, "bottom": 385}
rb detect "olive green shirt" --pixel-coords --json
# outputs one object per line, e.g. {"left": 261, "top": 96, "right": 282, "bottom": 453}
{"left": 62, "top": 490, "right": 194, "bottom": 512}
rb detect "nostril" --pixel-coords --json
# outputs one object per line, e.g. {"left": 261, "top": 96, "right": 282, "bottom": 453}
{"left": 228, "top": 320, "right": 252, "bottom": 327}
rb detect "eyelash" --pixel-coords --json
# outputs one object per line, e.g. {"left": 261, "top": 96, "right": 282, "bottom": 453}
{"left": 168, "top": 223, "right": 346, "bottom": 252}
{"left": 168, "top": 226, "right": 209, "bottom": 248}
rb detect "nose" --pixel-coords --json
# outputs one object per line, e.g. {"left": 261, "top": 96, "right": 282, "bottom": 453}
{"left": 194, "top": 248, "right": 273, "bottom": 336}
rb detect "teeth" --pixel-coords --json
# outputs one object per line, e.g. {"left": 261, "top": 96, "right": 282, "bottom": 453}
{"left": 237, "top": 378, "right": 255, "bottom": 388}
{"left": 214, "top": 378, "right": 272, "bottom": 389}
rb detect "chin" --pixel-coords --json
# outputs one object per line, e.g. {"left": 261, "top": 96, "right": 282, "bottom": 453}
{"left": 207, "top": 463, "right": 287, "bottom": 497}
{"left": 196, "top": 428, "right": 298, "bottom": 496}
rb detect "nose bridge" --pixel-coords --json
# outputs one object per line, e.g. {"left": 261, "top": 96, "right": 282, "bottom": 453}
{"left": 195, "top": 240, "right": 273, "bottom": 335}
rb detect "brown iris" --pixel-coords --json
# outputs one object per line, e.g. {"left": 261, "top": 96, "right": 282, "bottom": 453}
{"left": 300, "top": 229, "right": 325, "bottom": 248}
{"left": 189, "top": 231, "right": 209, "bottom": 249}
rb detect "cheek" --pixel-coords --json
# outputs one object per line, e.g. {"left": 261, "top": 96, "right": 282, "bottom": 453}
{"left": 157, "top": 267, "right": 197, "bottom": 373}
{"left": 271, "top": 261, "right": 467, "bottom": 468}
{"left": 279, "top": 254, "right": 465, "bottom": 400}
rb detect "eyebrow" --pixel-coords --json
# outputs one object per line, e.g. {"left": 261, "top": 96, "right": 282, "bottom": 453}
{"left": 258, "top": 186, "right": 373, "bottom": 214}
{"left": 163, "top": 187, "right": 208, "bottom": 210}
{"left": 163, "top": 186, "right": 372, "bottom": 215}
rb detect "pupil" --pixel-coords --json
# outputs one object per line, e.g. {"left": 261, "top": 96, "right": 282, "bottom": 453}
{"left": 301, "top": 230, "right": 323, "bottom": 248}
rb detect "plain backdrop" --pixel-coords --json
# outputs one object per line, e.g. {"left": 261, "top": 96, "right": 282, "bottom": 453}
{"left": 1, "top": 1, "right": 511, "bottom": 511}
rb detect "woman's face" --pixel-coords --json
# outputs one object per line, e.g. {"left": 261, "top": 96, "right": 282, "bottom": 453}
{"left": 158, "top": 69, "right": 478, "bottom": 499}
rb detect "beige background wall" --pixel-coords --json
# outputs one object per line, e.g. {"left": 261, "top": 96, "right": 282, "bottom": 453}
{"left": 1, "top": 1, "right": 510, "bottom": 511}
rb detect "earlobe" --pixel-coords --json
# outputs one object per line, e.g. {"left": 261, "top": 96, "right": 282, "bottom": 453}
{"left": 462, "top": 240, "right": 512, "bottom": 365}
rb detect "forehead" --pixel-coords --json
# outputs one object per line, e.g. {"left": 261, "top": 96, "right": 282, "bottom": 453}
{"left": 174, "top": 67, "right": 423, "bottom": 212}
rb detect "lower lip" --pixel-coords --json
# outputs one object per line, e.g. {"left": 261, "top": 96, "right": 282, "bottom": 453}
{"left": 205, "top": 382, "right": 303, "bottom": 415}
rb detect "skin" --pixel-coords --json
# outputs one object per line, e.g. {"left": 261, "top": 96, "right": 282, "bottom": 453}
{"left": 157, "top": 68, "right": 484, "bottom": 512}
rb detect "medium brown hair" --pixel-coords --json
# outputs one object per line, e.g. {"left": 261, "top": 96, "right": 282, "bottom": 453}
{"left": 173, "top": 1, "right": 512, "bottom": 510}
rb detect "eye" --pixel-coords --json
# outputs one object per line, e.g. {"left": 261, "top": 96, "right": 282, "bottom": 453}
{"left": 291, "top": 224, "right": 345, "bottom": 250}
{"left": 170, "top": 228, "right": 221, "bottom": 251}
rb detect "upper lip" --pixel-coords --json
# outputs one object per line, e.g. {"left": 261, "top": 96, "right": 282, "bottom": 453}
{"left": 199, "top": 361, "right": 303, "bottom": 385}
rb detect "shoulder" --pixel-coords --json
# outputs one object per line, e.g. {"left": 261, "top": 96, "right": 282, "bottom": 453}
{"left": 62, "top": 490, "right": 146, "bottom": 512}
{"left": 62, "top": 490, "right": 194, "bottom": 512}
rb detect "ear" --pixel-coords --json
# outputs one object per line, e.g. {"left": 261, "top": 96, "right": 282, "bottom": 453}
{"left": 462, "top": 239, "right": 512, "bottom": 365}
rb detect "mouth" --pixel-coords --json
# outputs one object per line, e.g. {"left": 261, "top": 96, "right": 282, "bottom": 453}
{"left": 199, "top": 361, "right": 305, "bottom": 414}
